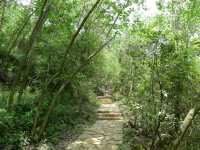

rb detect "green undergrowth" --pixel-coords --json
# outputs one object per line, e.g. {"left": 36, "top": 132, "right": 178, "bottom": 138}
{"left": 0, "top": 88, "right": 99, "bottom": 149}
{"left": 115, "top": 94, "right": 200, "bottom": 150}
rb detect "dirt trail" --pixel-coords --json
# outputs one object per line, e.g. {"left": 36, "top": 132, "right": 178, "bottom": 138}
{"left": 60, "top": 97, "right": 124, "bottom": 150}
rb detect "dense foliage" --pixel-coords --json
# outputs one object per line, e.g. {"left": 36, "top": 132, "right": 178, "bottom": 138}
{"left": 116, "top": 1, "right": 200, "bottom": 149}
{"left": 0, "top": 0, "right": 199, "bottom": 149}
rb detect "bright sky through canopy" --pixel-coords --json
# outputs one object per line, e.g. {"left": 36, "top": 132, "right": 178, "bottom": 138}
{"left": 18, "top": 0, "right": 31, "bottom": 5}
{"left": 145, "top": 0, "right": 159, "bottom": 17}
{"left": 18, "top": 0, "right": 159, "bottom": 17}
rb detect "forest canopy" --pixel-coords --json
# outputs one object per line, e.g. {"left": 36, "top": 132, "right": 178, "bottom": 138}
{"left": 0, "top": 0, "right": 200, "bottom": 149}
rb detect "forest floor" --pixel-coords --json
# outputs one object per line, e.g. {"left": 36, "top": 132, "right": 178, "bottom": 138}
{"left": 55, "top": 96, "right": 124, "bottom": 150}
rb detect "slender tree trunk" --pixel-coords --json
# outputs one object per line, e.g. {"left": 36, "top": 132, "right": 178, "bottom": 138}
{"left": 31, "top": 73, "right": 55, "bottom": 139}
{"left": 7, "top": 89, "right": 15, "bottom": 109}
{"left": 150, "top": 68, "right": 165, "bottom": 150}
{"left": 38, "top": 36, "right": 115, "bottom": 138}
{"left": 7, "top": 0, "right": 51, "bottom": 109}
{"left": 31, "top": 91, "right": 47, "bottom": 140}
{"left": 8, "top": 10, "right": 35, "bottom": 53}
{"left": 31, "top": 0, "right": 102, "bottom": 138}
{"left": 0, "top": 0, "right": 6, "bottom": 32}
{"left": 34, "top": 0, "right": 129, "bottom": 138}
{"left": 16, "top": 1, "right": 50, "bottom": 101}
{"left": 32, "top": 0, "right": 102, "bottom": 100}
{"left": 59, "top": 0, "right": 102, "bottom": 73}
{"left": 173, "top": 107, "right": 199, "bottom": 150}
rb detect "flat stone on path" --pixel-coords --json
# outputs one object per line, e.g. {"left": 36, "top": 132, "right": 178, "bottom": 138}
{"left": 63, "top": 96, "right": 124, "bottom": 150}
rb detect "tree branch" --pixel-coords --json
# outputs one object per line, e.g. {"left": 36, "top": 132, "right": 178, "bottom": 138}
{"left": 59, "top": 0, "right": 102, "bottom": 72}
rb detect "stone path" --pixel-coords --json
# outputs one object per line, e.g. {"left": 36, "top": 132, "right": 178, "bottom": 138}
{"left": 65, "top": 97, "right": 124, "bottom": 150}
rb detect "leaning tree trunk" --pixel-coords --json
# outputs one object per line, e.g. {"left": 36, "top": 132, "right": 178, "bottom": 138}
{"left": 59, "top": 0, "right": 102, "bottom": 73}
{"left": 16, "top": 0, "right": 51, "bottom": 102}
{"left": 38, "top": 36, "right": 115, "bottom": 139}
{"left": 31, "top": 0, "right": 102, "bottom": 139}
{"left": 7, "top": 0, "right": 51, "bottom": 109}
{"left": 0, "top": 0, "right": 6, "bottom": 32}
{"left": 34, "top": 0, "right": 129, "bottom": 139}
{"left": 173, "top": 106, "right": 199, "bottom": 150}
{"left": 8, "top": 10, "right": 35, "bottom": 53}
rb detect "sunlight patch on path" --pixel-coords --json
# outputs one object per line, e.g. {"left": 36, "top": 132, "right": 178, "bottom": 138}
{"left": 61, "top": 97, "right": 124, "bottom": 150}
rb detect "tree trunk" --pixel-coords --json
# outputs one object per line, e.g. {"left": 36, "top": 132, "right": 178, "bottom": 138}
{"left": 0, "top": 0, "right": 6, "bottom": 31}
{"left": 38, "top": 36, "right": 114, "bottom": 139}
{"left": 31, "top": 0, "right": 102, "bottom": 138}
{"left": 8, "top": 10, "right": 35, "bottom": 53}
{"left": 17, "top": 1, "right": 50, "bottom": 98}
{"left": 173, "top": 106, "right": 199, "bottom": 150}
{"left": 34, "top": 0, "right": 128, "bottom": 138}
{"left": 59, "top": 0, "right": 102, "bottom": 73}
{"left": 7, "top": 0, "right": 51, "bottom": 109}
